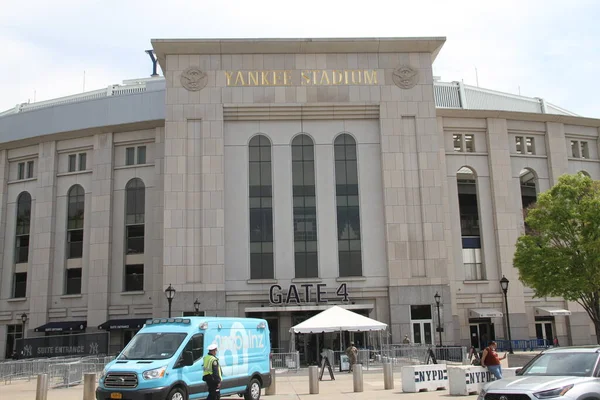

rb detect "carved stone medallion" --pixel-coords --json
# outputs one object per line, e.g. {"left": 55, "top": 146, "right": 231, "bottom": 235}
{"left": 392, "top": 65, "right": 419, "bottom": 89}
{"left": 180, "top": 66, "right": 208, "bottom": 91}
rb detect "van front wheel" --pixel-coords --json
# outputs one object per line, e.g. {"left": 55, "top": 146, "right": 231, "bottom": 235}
{"left": 244, "top": 378, "right": 261, "bottom": 400}
{"left": 167, "top": 386, "right": 186, "bottom": 400}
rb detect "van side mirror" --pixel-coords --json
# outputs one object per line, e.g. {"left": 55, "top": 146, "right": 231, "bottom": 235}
{"left": 515, "top": 368, "right": 522, "bottom": 376}
{"left": 182, "top": 351, "right": 194, "bottom": 367}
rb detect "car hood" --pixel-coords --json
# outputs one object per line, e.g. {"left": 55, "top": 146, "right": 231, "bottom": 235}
{"left": 105, "top": 360, "right": 169, "bottom": 374}
{"left": 486, "top": 376, "right": 596, "bottom": 392}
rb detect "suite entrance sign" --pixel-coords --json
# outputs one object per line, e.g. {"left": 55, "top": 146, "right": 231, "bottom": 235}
{"left": 225, "top": 69, "right": 378, "bottom": 87}
{"left": 269, "top": 283, "right": 350, "bottom": 305}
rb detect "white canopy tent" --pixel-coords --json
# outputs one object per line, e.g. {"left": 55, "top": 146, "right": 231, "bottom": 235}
{"left": 289, "top": 306, "right": 388, "bottom": 355}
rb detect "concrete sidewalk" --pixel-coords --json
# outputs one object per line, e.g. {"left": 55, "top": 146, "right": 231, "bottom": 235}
{"left": 0, "top": 370, "right": 471, "bottom": 400}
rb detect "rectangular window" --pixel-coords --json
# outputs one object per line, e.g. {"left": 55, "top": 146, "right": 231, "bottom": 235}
{"left": 15, "top": 235, "right": 29, "bottom": 264}
{"left": 464, "top": 134, "right": 475, "bottom": 152}
{"left": 65, "top": 268, "right": 82, "bottom": 295}
{"left": 124, "top": 264, "right": 144, "bottom": 292}
{"left": 137, "top": 146, "right": 146, "bottom": 165}
{"left": 571, "top": 140, "right": 580, "bottom": 158}
{"left": 125, "top": 147, "right": 135, "bottom": 166}
{"left": 182, "top": 333, "right": 205, "bottom": 363}
{"left": 526, "top": 137, "right": 535, "bottom": 155}
{"left": 13, "top": 272, "right": 27, "bottom": 298}
{"left": 453, "top": 134, "right": 463, "bottom": 152}
{"left": 17, "top": 162, "right": 25, "bottom": 180}
{"left": 26, "top": 161, "right": 34, "bottom": 179}
{"left": 126, "top": 225, "right": 145, "bottom": 254}
{"left": 68, "top": 154, "right": 77, "bottom": 172}
{"left": 67, "top": 230, "right": 84, "bottom": 259}
{"left": 463, "top": 248, "right": 483, "bottom": 280}
{"left": 79, "top": 153, "right": 87, "bottom": 171}
{"left": 5, "top": 325, "right": 23, "bottom": 359}
{"left": 515, "top": 136, "right": 523, "bottom": 154}
{"left": 581, "top": 141, "right": 589, "bottom": 159}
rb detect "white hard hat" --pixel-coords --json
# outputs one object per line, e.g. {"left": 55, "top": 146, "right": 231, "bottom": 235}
{"left": 208, "top": 343, "right": 218, "bottom": 351}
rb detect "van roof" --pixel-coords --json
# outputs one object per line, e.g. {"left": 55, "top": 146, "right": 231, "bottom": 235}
{"left": 140, "top": 316, "right": 268, "bottom": 331}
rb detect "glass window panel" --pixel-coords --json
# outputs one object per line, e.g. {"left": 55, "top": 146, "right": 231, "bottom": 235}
{"left": 294, "top": 241, "right": 306, "bottom": 252}
{"left": 294, "top": 253, "right": 306, "bottom": 277}
{"left": 453, "top": 134, "right": 463, "bottom": 152}
{"left": 260, "top": 146, "right": 271, "bottom": 162}
{"left": 345, "top": 144, "right": 357, "bottom": 160}
{"left": 250, "top": 242, "right": 262, "bottom": 252}
{"left": 526, "top": 137, "right": 535, "bottom": 155}
{"left": 18, "top": 163, "right": 25, "bottom": 180}
{"left": 345, "top": 161, "right": 358, "bottom": 184}
{"left": 335, "top": 161, "right": 347, "bottom": 185}
{"left": 350, "top": 251, "right": 362, "bottom": 276}
{"left": 65, "top": 268, "right": 82, "bottom": 295}
{"left": 124, "top": 264, "right": 144, "bottom": 292}
{"left": 126, "top": 147, "right": 135, "bottom": 165}
{"left": 303, "top": 162, "right": 315, "bottom": 186}
{"left": 249, "top": 197, "right": 261, "bottom": 208}
{"left": 338, "top": 251, "right": 350, "bottom": 276}
{"left": 334, "top": 145, "right": 345, "bottom": 161}
{"left": 291, "top": 145, "right": 303, "bottom": 161}
{"left": 27, "top": 161, "right": 34, "bottom": 179}
{"left": 260, "top": 163, "right": 271, "bottom": 186}
{"left": 338, "top": 240, "right": 350, "bottom": 251}
{"left": 410, "top": 305, "right": 432, "bottom": 320}
{"left": 79, "top": 153, "right": 87, "bottom": 170}
{"left": 350, "top": 240, "right": 361, "bottom": 251}
{"left": 306, "top": 241, "right": 318, "bottom": 252}
{"left": 571, "top": 141, "right": 579, "bottom": 158}
{"left": 137, "top": 146, "right": 146, "bottom": 164}
{"left": 336, "top": 196, "right": 347, "bottom": 207}
{"left": 249, "top": 210, "right": 263, "bottom": 242}
{"left": 13, "top": 272, "right": 27, "bottom": 298}
{"left": 249, "top": 146, "right": 260, "bottom": 162}
{"left": 303, "top": 145, "right": 314, "bottom": 161}
{"left": 68, "top": 155, "right": 76, "bottom": 172}
{"left": 304, "top": 196, "right": 315, "bottom": 207}
{"left": 515, "top": 136, "right": 523, "bottom": 154}
{"left": 581, "top": 142, "right": 589, "bottom": 159}
{"left": 261, "top": 253, "right": 274, "bottom": 278}
{"left": 250, "top": 254, "right": 262, "bottom": 279}
{"left": 306, "top": 253, "right": 318, "bottom": 277}
{"left": 347, "top": 195, "right": 359, "bottom": 207}
{"left": 261, "top": 197, "right": 272, "bottom": 208}
{"left": 293, "top": 197, "right": 305, "bottom": 208}
{"left": 465, "top": 134, "right": 475, "bottom": 152}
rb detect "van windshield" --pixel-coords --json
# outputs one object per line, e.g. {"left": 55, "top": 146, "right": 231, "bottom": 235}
{"left": 118, "top": 333, "right": 187, "bottom": 360}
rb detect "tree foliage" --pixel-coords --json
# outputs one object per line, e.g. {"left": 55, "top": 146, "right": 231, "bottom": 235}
{"left": 514, "top": 173, "right": 600, "bottom": 342}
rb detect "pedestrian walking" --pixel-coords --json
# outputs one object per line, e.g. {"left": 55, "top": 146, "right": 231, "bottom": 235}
{"left": 402, "top": 335, "right": 411, "bottom": 344}
{"left": 203, "top": 343, "right": 223, "bottom": 400}
{"left": 481, "top": 341, "right": 507, "bottom": 380}
{"left": 345, "top": 341, "right": 358, "bottom": 372}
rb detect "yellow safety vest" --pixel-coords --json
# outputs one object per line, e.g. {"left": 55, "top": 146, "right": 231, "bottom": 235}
{"left": 203, "top": 355, "right": 222, "bottom": 378}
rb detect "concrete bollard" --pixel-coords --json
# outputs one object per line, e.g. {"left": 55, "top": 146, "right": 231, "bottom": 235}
{"left": 383, "top": 361, "right": 394, "bottom": 390}
{"left": 83, "top": 373, "right": 96, "bottom": 400}
{"left": 265, "top": 368, "right": 276, "bottom": 395}
{"left": 353, "top": 364, "right": 364, "bottom": 392}
{"left": 308, "top": 365, "right": 319, "bottom": 394}
{"left": 35, "top": 374, "right": 49, "bottom": 400}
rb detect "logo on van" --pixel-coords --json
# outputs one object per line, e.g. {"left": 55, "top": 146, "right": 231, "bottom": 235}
{"left": 213, "top": 322, "right": 266, "bottom": 352}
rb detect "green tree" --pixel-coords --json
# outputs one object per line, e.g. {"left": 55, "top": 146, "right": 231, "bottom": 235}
{"left": 514, "top": 173, "right": 600, "bottom": 343}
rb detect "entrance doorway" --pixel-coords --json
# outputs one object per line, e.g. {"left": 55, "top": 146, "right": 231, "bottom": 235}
{"left": 535, "top": 317, "right": 554, "bottom": 344}
{"left": 469, "top": 319, "right": 495, "bottom": 349}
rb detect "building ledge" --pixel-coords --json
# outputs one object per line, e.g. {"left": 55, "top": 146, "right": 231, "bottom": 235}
{"left": 291, "top": 278, "right": 323, "bottom": 284}
{"left": 463, "top": 280, "right": 490, "bottom": 284}
{"left": 7, "top": 297, "right": 27, "bottom": 303}
{"left": 336, "top": 276, "right": 367, "bottom": 282}
{"left": 60, "top": 294, "right": 83, "bottom": 299}
{"left": 121, "top": 291, "right": 145, "bottom": 296}
{"left": 247, "top": 279, "right": 277, "bottom": 285}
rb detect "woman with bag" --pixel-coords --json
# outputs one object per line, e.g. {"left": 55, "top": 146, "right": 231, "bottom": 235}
{"left": 481, "top": 341, "right": 507, "bottom": 379}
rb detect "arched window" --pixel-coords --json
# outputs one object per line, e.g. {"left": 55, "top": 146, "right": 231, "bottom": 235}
{"left": 334, "top": 134, "right": 362, "bottom": 277}
{"left": 249, "top": 135, "right": 274, "bottom": 279}
{"left": 14, "top": 192, "right": 31, "bottom": 298}
{"left": 579, "top": 170, "right": 591, "bottom": 178}
{"left": 456, "top": 167, "right": 484, "bottom": 280}
{"left": 519, "top": 169, "right": 538, "bottom": 234}
{"left": 292, "top": 135, "right": 318, "bottom": 278}
{"left": 124, "top": 179, "right": 145, "bottom": 292}
{"left": 67, "top": 185, "right": 85, "bottom": 259}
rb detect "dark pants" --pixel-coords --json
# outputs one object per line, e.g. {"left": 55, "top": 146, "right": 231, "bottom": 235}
{"left": 204, "top": 376, "right": 221, "bottom": 400}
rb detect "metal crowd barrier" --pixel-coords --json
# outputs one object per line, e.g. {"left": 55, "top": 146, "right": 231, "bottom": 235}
{"left": 493, "top": 339, "right": 550, "bottom": 352}
{"left": 270, "top": 351, "right": 300, "bottom": 373}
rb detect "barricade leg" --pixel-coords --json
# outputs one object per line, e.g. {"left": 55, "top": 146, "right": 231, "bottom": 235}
{"left": 265, "top": 368, "right": 276, "bottom": 395}
{"left": 383, "top": 362, "right": 394, "bottom": 390}
{"left": 353, "top": 364, "right": 363, "bottom": 392}
{"left": 308, "top": 365, "right": 319, "bottom": 394}
{"left": 35, "top": 374, "right": 48, "bottom": 400}
{"left": 83, "top": 373, "right": 96, "bottom": 400}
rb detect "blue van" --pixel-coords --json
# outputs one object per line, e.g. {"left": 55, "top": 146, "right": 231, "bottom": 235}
{"left": 96, "top": 317, "right": 271, "bottom": 400}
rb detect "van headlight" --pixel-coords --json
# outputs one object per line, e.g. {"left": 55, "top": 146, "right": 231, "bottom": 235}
{"left": 533, "top": 384, "right": 574, "bottom": 399}
{"left": 143, "top": 366, "right": 167, "bottom": 380}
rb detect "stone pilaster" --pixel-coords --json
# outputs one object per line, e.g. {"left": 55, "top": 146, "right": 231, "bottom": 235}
{"left": 0, "top": 150, "right": 7, "bottom": 306}
{"left": 86, "top": 133, "right": 114, "bottom": 327}
{"left": 28, "top": 141, "right": 57, "bottom": 329}
{"left": 152, "top": 127, "right": 165, "bottom": 317}
{"left": 545, "top": 122, "right": 568, "bottom": 184}
{"left": 486, "top": 118, "right": 527, "bottom": 339}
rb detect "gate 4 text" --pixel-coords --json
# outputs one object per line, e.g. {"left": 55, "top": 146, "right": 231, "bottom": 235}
{"left": 269, "top": 283, "right": 350, "bottom": 305}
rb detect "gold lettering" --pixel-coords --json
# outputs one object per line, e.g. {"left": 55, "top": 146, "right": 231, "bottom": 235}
{"left": 261, "top": 71, "right": 270, "bottom": 85}
{"left": 248, "top": 71, "right": 259, "bottom": 86}
{"left": 351, "top": 70, "right": 361, "bottom": 84}
{"left": 344, "top": 70, "right": 349, "bottom": 84}
{"left": 301, "top": 71, "right": 311, "bottom": 85}
{"left": 313, "top": 70, "right": 319, "bottom": 85}
{"left": 225, "top": 71, "right": 233, "bottom": 86}
{"left": 235, "top": 71, "right": 246, "bottom": 86}
{"left": 319, "top": 71, "right": 331, "bottom": 85}
{"left": 364, "top": 70, "right": 378, "bottom": 85}
{"left": 284, "top": 70, "right": 292, "bottom": 85}
{"left": 273, "top": 71, "right": 283, "bottom": 86}
{"left": 332, "top": 70, "right": 343, "bottom": 85}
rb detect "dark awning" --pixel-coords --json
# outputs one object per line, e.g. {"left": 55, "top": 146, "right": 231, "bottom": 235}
{"left": 34, "top": 320, "right": 87, "bottom": 333}
{"left": 98, "top": 318, "right": 148, "bottom": 331}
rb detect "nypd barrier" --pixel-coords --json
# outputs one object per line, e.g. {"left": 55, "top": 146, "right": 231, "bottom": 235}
{"left": 401, "top": 364, "right": 448, "bottom": 392}
{"left": 448, "top": 366, "right": 495, "bottom": 395}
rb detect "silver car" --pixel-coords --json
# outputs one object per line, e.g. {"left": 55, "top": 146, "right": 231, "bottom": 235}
{"left": 478, "top": 346, "right": 600, "bottom": 400}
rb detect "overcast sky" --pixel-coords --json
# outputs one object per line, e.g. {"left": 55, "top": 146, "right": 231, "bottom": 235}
{"left": 1, "top": 0, "right": 598, "bottom": 117}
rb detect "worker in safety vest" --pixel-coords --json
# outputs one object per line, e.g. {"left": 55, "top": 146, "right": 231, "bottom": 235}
{"left": 203, "top": 343, "right": 223, "bottom": 400}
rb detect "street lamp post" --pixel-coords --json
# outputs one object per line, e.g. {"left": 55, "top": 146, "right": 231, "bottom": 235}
{"left": 164, "top": 284, "right": 176, "bottom": 318}
{"left": 194, "top": 298, "right": 201, "bottom": 316}
{"left": 434, "top": 292, "right": 443, "bottom": 346}
{"left": 500, "top": 276, "right": 514, "bottom": 354}
{"left": 21, "top": 313, "right": 28, "bottom": 339}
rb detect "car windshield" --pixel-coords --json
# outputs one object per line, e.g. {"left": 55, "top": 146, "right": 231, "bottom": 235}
{"left": 118, "top": 333, "right": 187, "bottom": 360}
{"left": 521, "top": 352, "right": 598, "bottom": 377}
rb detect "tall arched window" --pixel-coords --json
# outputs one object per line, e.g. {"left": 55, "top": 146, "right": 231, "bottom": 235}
{"left": 67, "top": 185, "right": 85, "bottom": 259}
{"left": 14, "top": 192, "right": 31, "bottom": 298}
{"left": 519, "top": 168, "right": 538, "bottom": 210}
{"left": 292, "top": 135, "right": 318, "bottom": 278}
{"left": 249, "top": 135, "right": 274, "bottom": 279}
{"left": 456, "top": 167, "right": 484, "bottom": 280}
{"left": 124, "top": 178, "right": 145, "bottom": 292}
{"left": 334, "top": 134, "right": 362, "bottom": 277}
